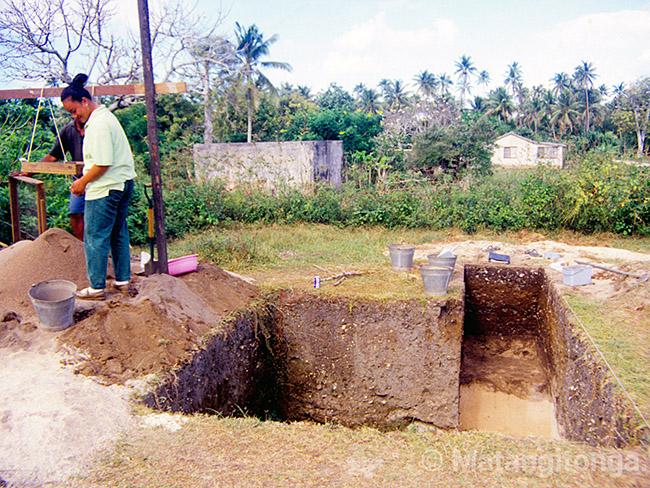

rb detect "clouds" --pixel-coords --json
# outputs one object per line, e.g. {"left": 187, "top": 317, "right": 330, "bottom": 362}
{"left": 522, "top": 9, "right": 650, "bottom": 87}
{"left": 319, "top": 12, "right": 459, "bottom": 90}
{"left": 298, "top": 5, "right": 650, "bottom": 93}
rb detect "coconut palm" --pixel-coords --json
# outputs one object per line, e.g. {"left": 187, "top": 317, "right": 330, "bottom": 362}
{"left": 504, "top": 62, "right": 523, "bottom": 96}
{"left": 438, "top": 73, "right": 453, "bottom": 96}
{"left": 525, "top": 85, "right": 546, "bottom": 135}
{"left": 573, "top": 61, "right": 597, "bottom": 132}
{"left": 297, "top": 85, "right": 312, "bottom": 99}
{"left": 550, "top": 90, "right": 580, "bottom": 138}
{"left": 486, "top": 87, "right": 514, "bottom": 122}
{"left": 391, "top": 80, "right": 410, "bottom": 110}
{"left": 455, "top": 54, "right": 476, "bottom": 109}
{"left": 477, "top": 70, "right": 490, "bottom": 88}
{"left": 471, "top": 96, "right": 486, "bottom": 113}
{"left": 379, "top": 79, "right": 410, "bottom": 110}
{"left": 612, "top": 82, "right": 625, "bottom": 109}
{"left": 551, "top": 72, "right": 571, "bottom": 96}
{"left": 414, "top": 70, "right": 438, "bottom": 99}
{"left": 234, "top": 22, "right": 292, "bottom": 142}
{"left": 358, "top": 87, "right": 381, "bottom": 114}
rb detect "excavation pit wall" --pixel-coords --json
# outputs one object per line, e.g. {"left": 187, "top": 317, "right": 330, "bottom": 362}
{"left": 143, "top": 268, "right": 642, "bottom": 446}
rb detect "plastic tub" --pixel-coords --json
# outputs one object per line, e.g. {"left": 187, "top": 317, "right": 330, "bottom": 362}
{"left": 563, "top": 265, "right": 592, "bottom": 286}
{"left": 388, "top": 244, "right": 415, "bottom": 271}
{"left": 168, "top": 254, "right": 199, "bottom": 276}
{"left": 28, "top": 279, "right": 76, "bottom": 331}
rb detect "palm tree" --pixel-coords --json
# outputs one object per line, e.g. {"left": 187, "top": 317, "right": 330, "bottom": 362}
{"left": 550, "top": 72, "right": 571, "bottom": 96}
{"left": 414, "top": 70, "right": 438, "bottom": 99}
{"left": 612, "top": 82, "right": 625, "bottom": 109}
{"left": 234, "top": 22, "right": 292, "bottom": 142}
{"left": 297, "top": 85, "right": 312, "bottom": 99}
{"left": 550, "top": 90, "right": 580, "bottom": 138}
{"left": 486, "top": 87, "right": 514, "bottom": 122}
{"left": 573, "top": 60, "right": 597, "bottom": 132}
{"left": 391, "top": 80, "right": 410, "bottom": 110}
{"left": 477, "top": 70, "right": 490, "bottom": 88}
{"left": 358, "top": 88, "right": 380, "bottom": 114}
{"left": 378, "top": 78, "right": 394, "bottom": 108}
{"left": 454, "top": 54, "right": 476, "bottom": 109}
{"left": 438, "top": 73, "right": 453, "bottom": 96}
{"left": 471, "top": 96, "right": 486, "bottom": 113}
{"left": 525, "top": 85, "right": 546, "bottom": 135}
{"left": 504, "top": 62, "right": 523, "bottom": 96}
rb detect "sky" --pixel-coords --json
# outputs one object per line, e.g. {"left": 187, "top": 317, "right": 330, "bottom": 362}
{"left": 82, "top": 0, "right": 650, "bottom": 96}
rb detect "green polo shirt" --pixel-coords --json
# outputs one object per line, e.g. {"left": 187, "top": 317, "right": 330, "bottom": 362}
{"left": 82, "top": 105, "right": 136, "bottom": 200}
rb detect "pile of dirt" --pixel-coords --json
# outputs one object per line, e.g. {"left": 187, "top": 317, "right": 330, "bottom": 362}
{"left": 59, "top": 265, "right": 259, "bottom": 384}
{"left": 0, "top": 229, "right": 88, "bottom": 319}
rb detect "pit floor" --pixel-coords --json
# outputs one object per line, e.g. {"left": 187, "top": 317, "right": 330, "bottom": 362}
{"left": 459, "top": 335, "right": 559, "bottom": 439}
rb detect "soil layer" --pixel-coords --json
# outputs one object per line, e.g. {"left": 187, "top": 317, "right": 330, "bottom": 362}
{"left": 272, "top": 292, "right": 464, "bottom": 429}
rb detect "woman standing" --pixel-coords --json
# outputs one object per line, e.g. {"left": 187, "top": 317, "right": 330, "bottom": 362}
{"left": 62, "top": 74, "right": 136, "bottom": 300}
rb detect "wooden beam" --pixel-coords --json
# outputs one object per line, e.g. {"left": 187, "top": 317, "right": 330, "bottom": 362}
{"left": 21, "top": 161, "right": 84, "bottom": 175}
{"left": 0, "top": 81, "right": 187, "bottom": 100}
{"left": 8, "top": 176, "right": 20, "bottom": 242}
{"left": 8, "top": 175, "right": 48, "bottom": 242}
{"left": 12, "top": 175, "right": 45, "bottom": 185}
{"left": 36, "top": 182, "right": 47, "bottom": 235}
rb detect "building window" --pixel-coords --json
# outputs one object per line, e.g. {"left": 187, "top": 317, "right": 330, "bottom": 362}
{"left": 537, "top": 146, "right": 558, "bottom": 158}
{"left": 503, "top": 147, "right": 516, "bottom": 158}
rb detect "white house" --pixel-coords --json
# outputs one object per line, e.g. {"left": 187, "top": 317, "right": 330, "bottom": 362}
{"left": 492, "top": 132, "right": 565, "bottom": 168}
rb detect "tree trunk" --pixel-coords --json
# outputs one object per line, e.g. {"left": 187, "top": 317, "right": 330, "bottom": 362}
{"left": 585, "top": 88, "right": 590, "bottom": 132}
{"left": 632, "top": 106, "right": 649, "bottom": 158}
{"left": 202, "top": 61, "right": 213, "bottom": 144}
{"left": 637, "top": 130, "right": 646, "bottom": 158}
{"left": 246, "top": 84, "right": 253, "bottom": 143}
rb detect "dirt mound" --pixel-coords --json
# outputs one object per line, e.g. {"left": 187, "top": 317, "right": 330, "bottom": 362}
{"left": 0, "top": 229, "right": 88, "bottom": 319}
{"left": 59, "top": 265, "right": 259, "bottom": 384}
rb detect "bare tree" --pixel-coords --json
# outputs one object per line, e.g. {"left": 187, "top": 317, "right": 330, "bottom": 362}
{"left": 148, "top": 1, "right": 238, "bottom": 143}
{"left": 623, "top": 77, "right": 650, "bottom": 157}
{"left": 0, "top": 0, "right": 124, "bottom": 84}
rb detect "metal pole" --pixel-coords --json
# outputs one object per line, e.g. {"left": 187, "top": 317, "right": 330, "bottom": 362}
{"left": 137, "top": 0, "right": 168, "bottom": 273}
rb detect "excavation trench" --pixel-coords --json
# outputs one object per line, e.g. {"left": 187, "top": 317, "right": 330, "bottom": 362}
{"left": 143, "top": 266, "right": 642, "bottom": 447}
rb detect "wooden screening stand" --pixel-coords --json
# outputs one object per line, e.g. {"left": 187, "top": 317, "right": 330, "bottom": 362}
{"left": 7, "top": 161, "right": 84, "bottom": 243}
{"left": 21, "top": 161, "right": 84, "bottom": 175}
{"left": 8, "top": 175, "right": 47, "bottom": 242}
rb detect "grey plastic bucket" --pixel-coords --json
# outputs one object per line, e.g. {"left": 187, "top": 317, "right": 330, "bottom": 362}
{"left": 389, "top": 244, "right": 415, "bottom": 271}
{"left": 426, "top": 254, "right": 457, "bottom": 271}
{"left": 28, "top": 279, "right": 76, "bottom": 331}
{"left": 419, "top": 265, "right": 452, "bottom": 296}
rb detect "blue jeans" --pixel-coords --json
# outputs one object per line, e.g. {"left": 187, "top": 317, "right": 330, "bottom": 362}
{"left": 84, "top": 180, "right": 134, "bottom": 289}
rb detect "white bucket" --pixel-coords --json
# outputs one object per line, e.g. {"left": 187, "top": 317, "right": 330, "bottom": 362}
{"left": 562, "top": 265, "right": 592, "bottom": 286}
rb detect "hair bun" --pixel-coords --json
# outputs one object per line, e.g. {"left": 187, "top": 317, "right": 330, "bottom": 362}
{"left": 71, "top": 73, "right": 89, "bottom": 88}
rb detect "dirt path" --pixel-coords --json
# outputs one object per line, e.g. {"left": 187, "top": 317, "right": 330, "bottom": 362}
{"left": 0, "top": 333, "right": 134, "bottom": 486}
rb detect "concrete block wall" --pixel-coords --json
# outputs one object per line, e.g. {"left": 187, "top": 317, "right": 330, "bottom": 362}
{"left": 194, "top": 140, "right": 343, "bottom": 190}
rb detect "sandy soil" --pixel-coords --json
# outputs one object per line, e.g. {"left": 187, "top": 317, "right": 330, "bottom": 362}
{"left": 0, "top": 230, "right": 259, "bottom": 487}
{"left": 0, "top": 333, "right": 134, "bottom": 486}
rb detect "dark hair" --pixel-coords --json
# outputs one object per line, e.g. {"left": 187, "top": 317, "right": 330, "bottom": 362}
{"left": 60, "top": 73, "right": 91, "bottom": 102}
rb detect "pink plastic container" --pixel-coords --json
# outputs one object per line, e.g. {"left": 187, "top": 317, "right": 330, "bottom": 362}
{"left": 168, "top": 254, "right": 198, "bottom": 276}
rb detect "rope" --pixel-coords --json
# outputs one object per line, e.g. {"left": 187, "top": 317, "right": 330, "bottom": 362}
{"left": 563, "top": 294, "right": 650, "bottom": 432}
{"left": 26, "top": 87, "right": 44, "bottom": 162}
{"left": 47, "top": 98, "right": 67, "bottom": 162}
